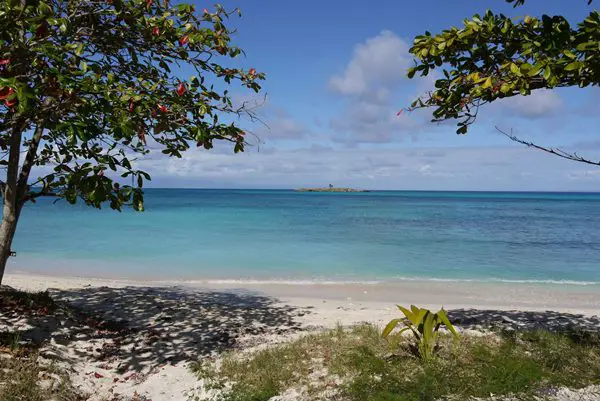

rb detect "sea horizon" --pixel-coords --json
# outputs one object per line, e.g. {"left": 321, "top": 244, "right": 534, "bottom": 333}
{"left": 129, "top": 188, "right": 600, "bottom": 194}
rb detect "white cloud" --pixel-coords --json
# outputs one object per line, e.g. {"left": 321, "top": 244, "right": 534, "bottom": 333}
{"left": 329, "top": 95, "right": 419, "bottom": 143}
{"left": 136, "top": 145, "right": 600, "bottom": 191}
{"left": 257, "top": 108, "right": 310, "bottom": 141}
{"left": 498, "top": 89, "right": 563, "bottom": 118}
{"left": 327, "top": 31, "right": 430, "bottom": 144}
{"left": 329, "top": 30, "right": 411, "bottom": 96}
{"left": 230, "top": 93, "right": 310, "bottom": 142}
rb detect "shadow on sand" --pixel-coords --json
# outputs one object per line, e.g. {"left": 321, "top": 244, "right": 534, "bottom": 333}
{"left": 449, "top": 308, "right": 600, "bottom": 332}
{"left": 2, "top": 286, "right": 307, "bottom": 374}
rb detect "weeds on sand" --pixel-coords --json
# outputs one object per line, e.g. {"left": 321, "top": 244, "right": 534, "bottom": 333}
{"left": 0, "top": 288, "right": 85, "bottom": 400}
{"left": 0, "top": 352, "right": 85, "bottom": 401}
{"left": 0, "top": 287, "right": 58, "bottom": 315}
{"left": 192, "top": 324, "right": 600, "bottom": 401}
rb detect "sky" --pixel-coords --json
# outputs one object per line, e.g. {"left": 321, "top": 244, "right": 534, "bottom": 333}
{"left": 143, "top": 0, "right": 600, "bottom": 191}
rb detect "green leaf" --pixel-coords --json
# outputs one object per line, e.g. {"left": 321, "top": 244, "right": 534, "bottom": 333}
{"left": 528, "top": 64, "right": 543, "bottom": 76}
{"left": 436, "top": 309, "right": 459, "bottom": 338}
{"left": 382, "top": 319, "right": 401, "bottom": 338}
{"left": 509, "top": 63, "right": 521, "bottom": 75}
{"left": 576, "top": 42, "right": 595, "bottom": 51}
{"left": 565, "top": 61, "right": 580, "bottom": 71}
{"left": 397, "top": 305, "right": 417, "bottom": 325}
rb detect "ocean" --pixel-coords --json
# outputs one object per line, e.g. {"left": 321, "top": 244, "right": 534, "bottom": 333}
{"left": 9, "top": 189, "right": 600, "bottom": 285}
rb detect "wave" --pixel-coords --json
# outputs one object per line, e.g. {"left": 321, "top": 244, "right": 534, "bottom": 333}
{"left": 185, "top": 279, "right": 384, "bottom": 286}
{"left": 183, "top": 276, "right": 600, "bottom": 287}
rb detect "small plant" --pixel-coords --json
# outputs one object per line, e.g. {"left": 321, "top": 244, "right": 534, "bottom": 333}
{"left": 382, "top": 305, "right": 459, "bottom": 361}
{"left": 9, "top": 332, "right": 20, "bottom": 353}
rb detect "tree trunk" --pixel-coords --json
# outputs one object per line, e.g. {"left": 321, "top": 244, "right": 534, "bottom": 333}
{"left": 0, "top": 120, "right": 25, "bottom": 286}
{"left": 0, "top": 205, "right": 19, "bottom": 286}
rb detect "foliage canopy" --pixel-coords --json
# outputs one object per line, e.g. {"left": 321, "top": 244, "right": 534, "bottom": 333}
{"left": 0, "top": 0, "right": 262, "bottom": 212}
{"left": 407, "top": 0, "right": 599, "bottom": 135}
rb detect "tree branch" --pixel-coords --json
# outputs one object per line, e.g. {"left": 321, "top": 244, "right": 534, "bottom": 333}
{"left": 21, "top": 190, "right": 60, "bottom": 203}
{"left": 16, "top": 123, "right": 44, "bottom": 207}
{"left": 495, "top": 126, "right": 600, "bottom": 167}
{"left": 1, "top": 118, "right": 26, "bottom": 219}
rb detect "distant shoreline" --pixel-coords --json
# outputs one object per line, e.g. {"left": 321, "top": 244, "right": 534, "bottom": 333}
{"left": 296, "top": 187, "right": 368, "bottom": 193}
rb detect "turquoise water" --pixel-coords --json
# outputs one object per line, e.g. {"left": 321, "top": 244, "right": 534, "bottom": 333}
{"left": 9, "top": 189, "right": 600, "bottom": 284}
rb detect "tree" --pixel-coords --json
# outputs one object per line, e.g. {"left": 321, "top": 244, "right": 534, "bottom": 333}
{"left": 406, "top": 0, "right": 599, "bottom": 162}
{"left": 0, "top": 0, "right": 264, "bottom": 284}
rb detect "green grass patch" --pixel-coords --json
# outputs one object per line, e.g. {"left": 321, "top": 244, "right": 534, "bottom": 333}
{"left": 0, "top": 288, "right": 84, "bottom": 400}
{"left": 192, "top": 325, "right": 600, "bottom": 401}
{"left": 0, "top": 352, "right": 84, "bottom": 401}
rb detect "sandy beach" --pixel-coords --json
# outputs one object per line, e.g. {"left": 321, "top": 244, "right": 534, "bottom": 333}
{"left": 6, "top": 272, "right": 600, "bottom": 324}
{"left": 3, "top": 272, "right": 600, "bottom": 400}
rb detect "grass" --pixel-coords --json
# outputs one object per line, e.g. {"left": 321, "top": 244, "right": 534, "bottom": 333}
{"left": 191, "top": 325, "right": 600, "bottom": 401}
{"left": 0, "top": 352, "right": 85, "bottom": 401}
{"left": 0, "top": 287, "right": 85, "bottom": 400}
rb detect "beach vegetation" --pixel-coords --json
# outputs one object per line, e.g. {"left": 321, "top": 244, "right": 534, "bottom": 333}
{"left": 0, "top": 351, "right": 84, "bottom": 401}
{"left": 381, "top": 305, "right": 459, "bottom": 361}
{"left": 192, "top": 324, "right": 600, "bottom": 401}
{"left": 0, "top": 287, "right": 83, "bottom": 400}
{"left": 406, "top": 0, "right": 600, "bottom": 165}
{"left": 0, "top": 0, "right": 264, "bottom": 285}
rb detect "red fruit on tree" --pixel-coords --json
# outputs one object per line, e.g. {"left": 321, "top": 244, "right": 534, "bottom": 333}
{"left": 151, "top": 109, "right": 157, "bottom": 117}
{"left": 0, "top": 87, "right": 14, "bottom": 100}
{"left": 203, "top": 8, "right": 209, "bottom": 13}
{"left": 152, "top": 27, "right": 160, "bottom": 36}
{"left": 4, "top": 99, "right": 16, "bottom": 108}
{"left": 138, "top": 129, "right": 146, "bottom": 144}
{"left": 157, "top": 104, "right": 168, "bottom": 113}
{"left": 179, "top": 35, "right": 189, "bottom": 46}
{"left": 0, "top": 59, "right": 10, "bottom": 66}
{"left": 128, "top": 99, "right": 135, "bottom": 113}
{"left": 146, "top": 0, "right": 153, "bottom": 7}
{"left": 36, "top": 22, "right": 49, "bottom": 38}
{"left": 248, "top": 68, "right": 256, "bottom": 75}
{"left": 98, "top": 170, "right": 104, "bottom": 177}
{"left": 177, "top": 82, "right": 186, "bottom": 96}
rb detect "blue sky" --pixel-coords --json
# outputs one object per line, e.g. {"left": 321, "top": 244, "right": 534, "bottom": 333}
{"left": 143, "top": 0, "right": 600, "bottom": 191}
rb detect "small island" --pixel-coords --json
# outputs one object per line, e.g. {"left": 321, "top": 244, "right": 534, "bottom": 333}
{"left": 296, "top": 184, "right": 368, "bottom": 193}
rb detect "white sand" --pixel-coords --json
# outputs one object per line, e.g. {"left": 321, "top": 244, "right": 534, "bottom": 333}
{"left": 3, "top": 272, "right": 600, "bottom": 401}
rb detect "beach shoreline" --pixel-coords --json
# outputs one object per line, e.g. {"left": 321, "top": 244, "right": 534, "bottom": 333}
{"left": 5, "top": 271, "right": 600, "bottom": 321}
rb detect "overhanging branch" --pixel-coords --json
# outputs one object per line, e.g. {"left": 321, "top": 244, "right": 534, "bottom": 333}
{"left": 495, "top": 126, "right": 600, "bottom": 167}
